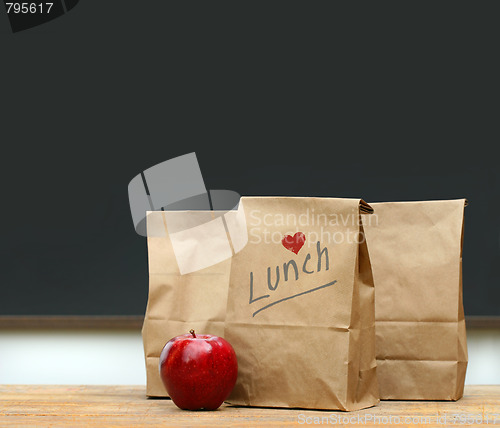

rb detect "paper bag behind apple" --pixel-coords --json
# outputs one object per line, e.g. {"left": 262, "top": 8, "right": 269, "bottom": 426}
{"left": 363, "top": 199, "right": 468, "bottom": 400}
{"left": 224, "top": 197, "right": 379, "bottom": 411}
{"left": 142, "top": 210, "right": 233, "bottom": 397}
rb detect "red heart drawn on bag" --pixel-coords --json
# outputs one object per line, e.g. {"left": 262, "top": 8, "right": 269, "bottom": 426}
{"left": 281, "top": 232, "right": 306, "bottom": 254}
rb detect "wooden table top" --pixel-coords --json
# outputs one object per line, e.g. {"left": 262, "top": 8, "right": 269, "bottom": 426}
{"left": 1, "top": 385, "right": 499, "bottom": 427}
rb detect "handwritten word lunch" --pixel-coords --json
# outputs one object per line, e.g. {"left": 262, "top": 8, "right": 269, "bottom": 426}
{"left": 249, "top": 241, "right": 337, "bottom": 317}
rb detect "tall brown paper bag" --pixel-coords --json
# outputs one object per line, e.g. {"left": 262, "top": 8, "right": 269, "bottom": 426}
{"left": 142, "top": 210, "right": 235, "bottom": 397}
{"left": 363, "top": 199, "right": 468, "bottom": 400}
{"left": 224, "top": 197, "right": 379, "bottom": 411}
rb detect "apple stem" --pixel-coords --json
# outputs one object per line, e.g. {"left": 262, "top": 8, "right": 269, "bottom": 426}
{"left": 189, "top": 329, "right": 196, "bottom": 338}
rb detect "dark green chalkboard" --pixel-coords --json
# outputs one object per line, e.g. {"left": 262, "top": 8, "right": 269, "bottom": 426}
{"left": 1, "top": 1, "right": 498, "bottom": 319}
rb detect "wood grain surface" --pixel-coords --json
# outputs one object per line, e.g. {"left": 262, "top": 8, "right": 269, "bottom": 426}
{"left": 0, "top": 385, "right": 499, "bottom": 427}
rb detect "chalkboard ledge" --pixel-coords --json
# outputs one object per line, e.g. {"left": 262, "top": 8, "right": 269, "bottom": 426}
{"left": 0, "top": 316, "right": 144, "bottom": 329}
{"left": 0, "top": 315, "right": 499, "bottom": 329}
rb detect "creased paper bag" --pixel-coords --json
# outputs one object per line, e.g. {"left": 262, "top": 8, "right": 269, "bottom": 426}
{"left": 224, "top": 197, "right": 379, "bottom": 411}
{"left": 142, "top": 210, "right": 237, "bottom": 397}
{"left": 363, "top": 199, "right": 468, "bottom": 400}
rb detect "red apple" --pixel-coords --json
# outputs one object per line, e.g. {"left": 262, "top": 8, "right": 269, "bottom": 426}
{"left": 159, "top": 329, "right": 238, "bottom": 410}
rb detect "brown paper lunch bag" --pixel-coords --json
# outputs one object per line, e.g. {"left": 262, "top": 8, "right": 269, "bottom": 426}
{"left": 142, "top": 210, "right": 240, "bottom": 397}
{"left": 224, "top": 197, "right": 379, "bottom": 411}
{"left": 363, "top": 199, "right": 468, "bottom": 401}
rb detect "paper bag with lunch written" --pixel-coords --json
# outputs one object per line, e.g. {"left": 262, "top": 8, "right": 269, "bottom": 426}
{"left": 363, "top": 199, "right": 468, "bottom": 400}
{"left": 224, "top": 197, "right": 379, "bottom": 411}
